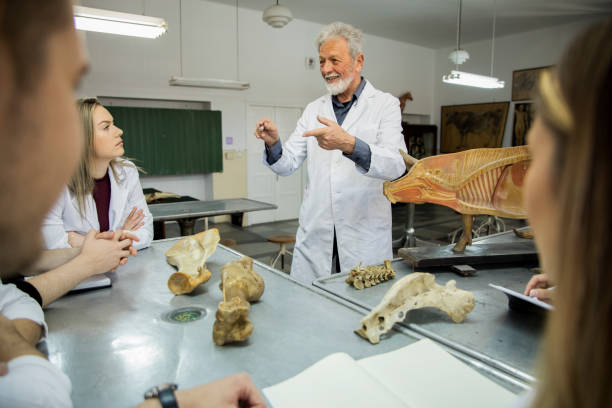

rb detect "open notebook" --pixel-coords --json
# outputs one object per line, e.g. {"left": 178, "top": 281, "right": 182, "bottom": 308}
{"left": 263, "top": 338, "right": 517, "bottom": 408}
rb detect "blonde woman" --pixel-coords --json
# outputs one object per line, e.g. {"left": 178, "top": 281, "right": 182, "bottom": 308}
{"left": 515, "top": 18, "right": 612, "bottom": 408}
{"left": 42, "top": 97, "right": 153, "bottom": 250}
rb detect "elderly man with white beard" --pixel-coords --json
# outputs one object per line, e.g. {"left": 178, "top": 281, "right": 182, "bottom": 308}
{"left": 255, "top": 22, "right": 407, "bottom": 285}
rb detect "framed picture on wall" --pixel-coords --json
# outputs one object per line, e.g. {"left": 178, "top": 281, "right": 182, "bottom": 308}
{"left": 512, "top": 102, "right": 535, "bottom": 146}
{"left": 440, "top": 102, "right": 509, "bottom": 153}
{"left": 511, "top": 66, "right": 552, "bottom": 101}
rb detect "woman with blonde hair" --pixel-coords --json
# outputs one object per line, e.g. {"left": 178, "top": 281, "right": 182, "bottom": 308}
{"left": 42, "top": 97, "right": 152, "bottom": 250}
{"left": 519, "top": 18, "right": 612, "bottom": 408}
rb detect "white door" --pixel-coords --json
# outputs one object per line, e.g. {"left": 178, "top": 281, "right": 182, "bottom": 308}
{"left": 247, "top": 104, "right": 303, "bottom": 225}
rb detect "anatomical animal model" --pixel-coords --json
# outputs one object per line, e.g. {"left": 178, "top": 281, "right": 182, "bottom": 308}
{"left": 384, "top": 146, "right": 530, "bottom": 252}
{"left": 165, "top": 228, "right": 220, "bottom": 295}
{"left": 345, "top": 260, "right": 395, "bottom": 290}
{"left": 356, "top": 272, "right": 475, "bottom": 344}
{"left": 213, "top": 257, "right": 265, "bottom": 346}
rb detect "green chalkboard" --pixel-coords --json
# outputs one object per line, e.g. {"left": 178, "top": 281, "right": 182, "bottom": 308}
{"left": 106, "top": 106, "right": 223, "bottom": 175}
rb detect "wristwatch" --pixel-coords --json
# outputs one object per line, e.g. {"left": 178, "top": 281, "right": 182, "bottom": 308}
{"left": 144, "top": 383, "right": 178, "bottom": 408}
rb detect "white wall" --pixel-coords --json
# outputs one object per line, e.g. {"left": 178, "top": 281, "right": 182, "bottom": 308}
{"left": 78, "top": 0, "right": 435, "bottom": 200}
{"left": 432, "top": 18, "right": 600, "bottom": 150}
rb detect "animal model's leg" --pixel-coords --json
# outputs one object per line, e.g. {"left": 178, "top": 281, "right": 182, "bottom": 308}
{"left": 453, "top": 214, "right": 473, "bottom": 252}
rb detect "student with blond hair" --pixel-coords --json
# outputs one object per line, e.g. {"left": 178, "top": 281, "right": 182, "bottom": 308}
{"left": 518, "top": 17, "right": 612, "bottom": 408}
{"left": 42, "top": 97, "right": 153, "bottom": 251}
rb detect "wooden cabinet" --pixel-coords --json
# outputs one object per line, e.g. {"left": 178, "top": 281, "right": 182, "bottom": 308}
{"left": 401, "top": 123, "right": 437, "bottom": 158}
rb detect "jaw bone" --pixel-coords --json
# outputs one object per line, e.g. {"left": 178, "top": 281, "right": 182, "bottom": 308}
{"left": 213, "top": 257, "right": 265, "bottom": 346}
{"left": 356, "top": 272, "right": 475, "bottom": 344}
{"left": 165, "top": 228, "right": 220, "bottom": 295}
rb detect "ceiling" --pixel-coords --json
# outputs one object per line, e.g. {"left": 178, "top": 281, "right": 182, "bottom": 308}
{"left": 210, "top": 0, "right": 612, "bottom": 48}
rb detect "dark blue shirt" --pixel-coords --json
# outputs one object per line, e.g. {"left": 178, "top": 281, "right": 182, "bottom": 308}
{"left": 265, "top": 77, "right": 372, "bottom": 171}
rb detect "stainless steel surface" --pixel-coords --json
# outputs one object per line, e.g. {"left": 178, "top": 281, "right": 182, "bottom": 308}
{"left": 148, "top": 198, "right": 277, "bottom": 222}
{"left": 43, "top": 240, "right": 424, "bottom": 408}
{"left": 314, "top": 231, "right": 543, "bottom": 382}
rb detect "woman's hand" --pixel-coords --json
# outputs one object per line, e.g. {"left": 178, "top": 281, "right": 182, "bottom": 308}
{"left": 524, "top": 273, "right": 554, "bottom": 303}
{"left": 122, "top": 207, "right": 145, "bottom": 231}
{"left": 67, "top": 231, "right": 86, "bottom": 248}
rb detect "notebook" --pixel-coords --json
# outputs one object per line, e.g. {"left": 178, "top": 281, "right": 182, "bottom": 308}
{"left": 263, "top": 338, "right": 517, "bottom": 408}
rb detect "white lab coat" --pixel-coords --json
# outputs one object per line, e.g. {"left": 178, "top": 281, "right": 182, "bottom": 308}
{"left": 263, "top": 81, "right": 407, "bottom": 284}
{"left": 0, "top": 282, "right": 73, "bottom": 408}
{"left": 41, "top": 161, "right": 153, "bottom": 251}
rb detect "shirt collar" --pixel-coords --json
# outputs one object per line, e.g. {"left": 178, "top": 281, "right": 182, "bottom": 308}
{"left": 332, "top": 76, "right": 366, "bottom": 106}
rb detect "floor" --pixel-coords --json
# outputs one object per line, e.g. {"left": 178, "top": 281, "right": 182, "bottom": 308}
{"left": 163, "top": 203, "right": 527, "bottom": 274}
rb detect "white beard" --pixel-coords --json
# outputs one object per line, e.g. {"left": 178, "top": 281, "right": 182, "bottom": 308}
{"left": 324, "top": 73, "right": 353, "bottom": 95}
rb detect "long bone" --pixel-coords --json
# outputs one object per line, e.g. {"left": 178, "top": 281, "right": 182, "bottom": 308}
{"left": 165, "top": 228, "right": 220, "bottom": 294}
{"left": 356, "top": 272, "right": 475, "bottom": 344}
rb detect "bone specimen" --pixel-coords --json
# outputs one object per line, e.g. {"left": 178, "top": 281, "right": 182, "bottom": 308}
{"left": 384, "top": 146, "right": 530, "bottom": 252}
{"left": 345, "top": 260, "right": 395, "bottom": 290}
{"left": 355, "top": 272, "right": 475, "bottom": 344}
{"left": 513, "top": 227, "right": 534, "bottom": 239}
{"left": 165, "top": 228, "right": 220, "bottom": 295}
{"left": 144, "top": 191, "right": 181, "bottom": 204}
{"left": 213, "top": 257, "right": 265, "bottom": 346}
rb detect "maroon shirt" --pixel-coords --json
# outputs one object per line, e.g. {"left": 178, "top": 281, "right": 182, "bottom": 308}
{"left": 93, "top": 172, "right": 111, "bottom": 232}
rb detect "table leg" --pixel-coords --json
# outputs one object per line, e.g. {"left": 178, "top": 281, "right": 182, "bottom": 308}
{"left": 231, "top": 212, "right": 244, "bottom": 227}
{"left": 178, "top": 218, "right": 196, "bottom": 236}
{"left": 153, "top": 221, "right": 166, "bottom": 240}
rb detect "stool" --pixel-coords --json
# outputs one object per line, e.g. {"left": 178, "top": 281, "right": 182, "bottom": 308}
{"left": 219, "top": 238, "right": 237, "bottom": 248}
{"left": 267, "top": 235, "right": 296, "bottom": 271}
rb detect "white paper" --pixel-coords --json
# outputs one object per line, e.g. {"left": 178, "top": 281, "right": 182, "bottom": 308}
{"left": 489, "top": 283, "right": 554, "bottom": 310}
{"left": 263, "top": 352, "right": 407, "bottom": 408}
{"left": 70, "top": 273, "right": 111, "bottom": 291}
{"left": 358, "top": 338, "right": 516, "bottom": 408}
{"left": 263, "top": 339, "right": 517, "bottom": 408}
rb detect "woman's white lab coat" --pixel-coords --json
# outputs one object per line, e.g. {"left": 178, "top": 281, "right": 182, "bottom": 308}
{"left": 41, "top": 161, "right": 153, "bottom": 251}
{"left": 263, "top": 81, "right": 406, "bottom": 284}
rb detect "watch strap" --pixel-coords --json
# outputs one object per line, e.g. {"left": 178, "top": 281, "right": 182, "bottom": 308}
{"left": 157, "top": 387, "right": 178, "bottom": 408}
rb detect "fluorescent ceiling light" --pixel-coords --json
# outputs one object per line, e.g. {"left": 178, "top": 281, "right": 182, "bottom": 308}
{"left": 73, "top": 5, "right": 167, "bottom": 39}
{"left": 442, "top": 70, "right": 505, "bottom": 89}
{"left": 169, "top": 76, "right": 250, "bottom": 90}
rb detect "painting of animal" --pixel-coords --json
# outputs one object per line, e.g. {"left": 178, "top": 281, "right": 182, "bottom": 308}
{"left": 440, "top": 102, "right": 509, "bottom": 153}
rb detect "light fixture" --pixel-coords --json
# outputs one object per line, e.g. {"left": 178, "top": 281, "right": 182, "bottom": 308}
{"left": 169, "top": 0, "right": 250, "bottom": 90}
{"left": 73, "top": 5, "right": 167, "bottom": 39}
{"left": 443, "top": 70, "right": 504, "bottom": 88}
{"left": 169, "top": 77, "right": 250, "bottom": 90}
{"left": 262, "top": 0, "right": 293, "bottom": 28}
{"left": 448, "top": 0, "right": 469, "bottom": 65}
{"left": 442, "top": 0, "right": 504, "bottom": 89}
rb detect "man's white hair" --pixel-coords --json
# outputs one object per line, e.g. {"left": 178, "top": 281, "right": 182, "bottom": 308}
{"left": 316, "top": 22, "right": 363, "bottom": 59}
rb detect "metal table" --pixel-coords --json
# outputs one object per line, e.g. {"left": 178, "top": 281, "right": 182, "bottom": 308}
{"left": 314, "top": 230, "right": 544, "bottom": 385}
{"left": 42, "top": 238, "right": 529, "bottom": 407}
{"left": 148, "top": 198, "right": 277, "bottom": 235}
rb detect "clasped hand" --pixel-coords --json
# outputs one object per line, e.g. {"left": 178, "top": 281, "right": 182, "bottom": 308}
{"left": 81, "top": 229, "right": 139, "bottom": 273}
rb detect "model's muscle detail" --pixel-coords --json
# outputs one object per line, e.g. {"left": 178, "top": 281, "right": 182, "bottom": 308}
{"left": 384, "top": 146, "right": 530, "bottom": 251}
